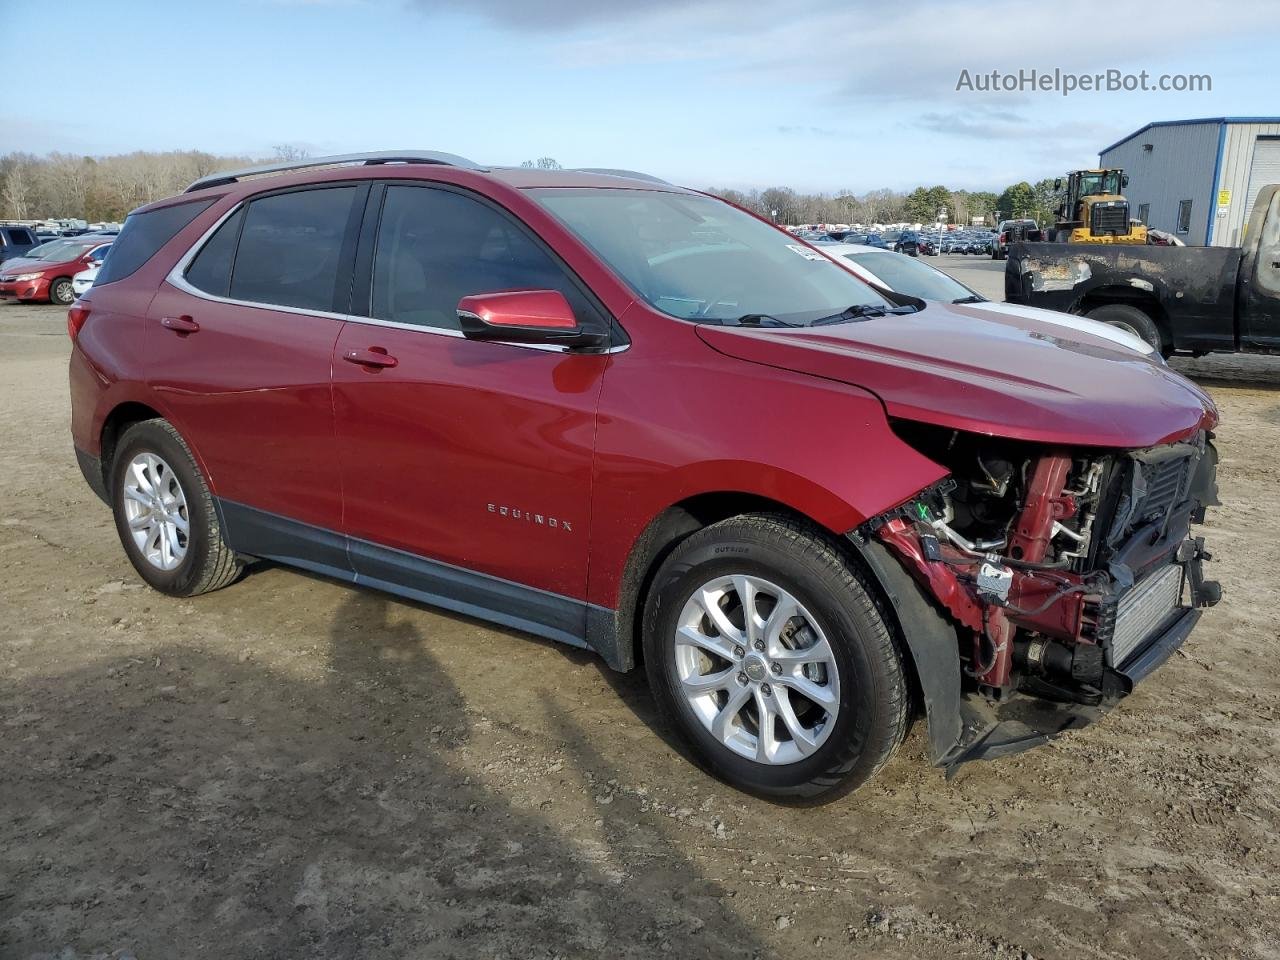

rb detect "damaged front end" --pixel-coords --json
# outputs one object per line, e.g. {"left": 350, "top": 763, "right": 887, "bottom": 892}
{"left": 860, "top": 422, "right": 1221, "bottom": 774}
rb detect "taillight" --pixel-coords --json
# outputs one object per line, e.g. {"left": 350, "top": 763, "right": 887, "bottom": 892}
{"left": 999, "top": 232, "right": 1009, "bottom": 243}
{"left": 67, "top": 303, "right": 91, "bottom": 340}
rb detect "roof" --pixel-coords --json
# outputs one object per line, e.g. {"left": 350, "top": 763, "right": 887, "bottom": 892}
{"left": 181, "top": 151, "right": 681, "bottom": 195}
{"left": 1100, "top": 117, "right": 1280, "bottom": 155}
{"left": 135, "top": 157, "right": 688, "bottom": 217}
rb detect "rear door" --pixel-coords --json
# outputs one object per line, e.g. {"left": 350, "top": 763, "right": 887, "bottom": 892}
{"left": 331, "top": 182, "right": 611, "bottom": 636}
{"left": 147, "top": 183, "right": 366, "bottom": 569}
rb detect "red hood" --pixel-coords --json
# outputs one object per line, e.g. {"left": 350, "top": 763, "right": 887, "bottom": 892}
{"left": 0, "top": 256, "right": 67, "bottom": 275}
{"left": 696, "top": 302, "right": 1218, "bottom": 448}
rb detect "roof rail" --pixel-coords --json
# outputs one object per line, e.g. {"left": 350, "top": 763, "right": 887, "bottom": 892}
{"left": 573, "top": 167, "right": 671, "bottom": 185}
{"left": 185, "top": 150, "right": 486, "bottom": 193}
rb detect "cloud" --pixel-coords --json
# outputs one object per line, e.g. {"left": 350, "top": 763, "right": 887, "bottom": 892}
{"left": 776, "top": 125, "right": 842, "bottom": 138}
{"left": 430, "top": 0, "right": 1267, "bottom": 108}
{"left": 409, "top": 0, "right": 707, "bottom": 29}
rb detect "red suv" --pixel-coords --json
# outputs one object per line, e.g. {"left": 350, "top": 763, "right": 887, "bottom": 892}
{"left": 1, "top": 235, "right": 113, "bottom": 304}
{"left": 68, "top": 152, "right": 1221, "bottom": 800}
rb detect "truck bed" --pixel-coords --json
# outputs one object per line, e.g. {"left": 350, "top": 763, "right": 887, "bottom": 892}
{"left": 1005, "top": 242, "right": 1242, "bottom": 353}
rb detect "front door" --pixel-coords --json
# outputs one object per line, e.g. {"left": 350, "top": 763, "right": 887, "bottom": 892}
{"left": 1241, "top": 185, "right": 1280, "bottom": 350}
{"left": 331, "top": 183, "right": 611, "bottom": 641}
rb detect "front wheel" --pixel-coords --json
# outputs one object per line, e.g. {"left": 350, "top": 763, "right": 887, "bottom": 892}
{"left": 642, "top": 515, "right": 909, "bottom": 802}
{"left": 49, "top": 277, "right": 75, "bottom": 305}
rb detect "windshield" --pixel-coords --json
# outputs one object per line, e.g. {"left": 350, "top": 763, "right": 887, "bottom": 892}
{"left": 24, "top": 238, "right": 102, "bottom": 261}
{"left": 1077, "top": 171, "right": 1121, "bottom": 197}
{"left": 846, "top": 251, "right": 979, "bottom": 302}
{"left": 532, "top": 189, "right": 892, "bottom": 325}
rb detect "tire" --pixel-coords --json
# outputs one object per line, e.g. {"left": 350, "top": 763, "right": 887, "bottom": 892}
{"left": 642, "top": 514, "right": 909, "bottom": 802}
{"left": 110, "top": 418, "right": 242, "bottom": 597}
{"left": 49, "top": 277, "right": 75, "bottom": 305}
{"left": 1085, "top": 303, "right": 1164, "bottom": 353}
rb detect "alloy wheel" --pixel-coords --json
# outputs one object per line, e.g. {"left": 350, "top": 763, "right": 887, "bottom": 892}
{"left": 121, "top": 452, "right": 190, "bottom": 571}
{"left": 673, "top": 574, "right": 840, "bottom": 765}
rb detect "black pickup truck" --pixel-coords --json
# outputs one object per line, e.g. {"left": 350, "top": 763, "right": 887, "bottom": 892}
{"left": 1005, "top": 184, "right": 1279, "bottom": 355}
{"left": 0, "top": 224, "right": 40, "bottom": 265}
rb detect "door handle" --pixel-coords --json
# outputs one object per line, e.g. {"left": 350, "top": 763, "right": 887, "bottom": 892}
{"left": 160, "top": 315, "right": 200, "bottom": 334}
{"left": 343, "top": 347, "right": 398, "bottom": 369}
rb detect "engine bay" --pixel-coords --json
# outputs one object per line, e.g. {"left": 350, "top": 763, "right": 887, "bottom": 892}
{"left": 872, "top": 421, "right": 1221, "bottom": 707}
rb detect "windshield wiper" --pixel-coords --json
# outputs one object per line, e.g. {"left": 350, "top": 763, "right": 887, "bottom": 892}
{"left": 951, "top": 294, "right": 985, "bottom": 304}
{"left": 810, "top": 303, "right": 917, "bottom": 326}
{"left": 710, "top": 313, "right": 798, "bottom": 328}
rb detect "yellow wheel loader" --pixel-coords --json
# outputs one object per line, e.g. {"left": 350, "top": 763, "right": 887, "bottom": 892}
{"left": 1050, "top": 169, "right": 1148, "bottom": 245}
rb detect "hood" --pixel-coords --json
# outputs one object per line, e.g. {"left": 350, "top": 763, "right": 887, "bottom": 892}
{"left": 0, "top": 257, "right": 54, "bottom": 275}
{"left": 696, "top": 302, "right": 1217, "bottom": 449}
{"left": 954, "top": 300, "right": 1155, "bottom": 357}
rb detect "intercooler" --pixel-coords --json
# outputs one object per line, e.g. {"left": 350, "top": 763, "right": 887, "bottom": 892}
{"left": 1107, "top": 563, "right": 1185, "bottom": 667}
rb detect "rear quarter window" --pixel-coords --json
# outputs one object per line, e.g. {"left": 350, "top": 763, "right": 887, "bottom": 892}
{"left": 94, "top": 198, "right": 215, "bottom": 287}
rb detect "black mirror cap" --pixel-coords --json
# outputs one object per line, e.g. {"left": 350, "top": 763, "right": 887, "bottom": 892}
{"left": 456, "top": 310, "right": 610, "bottom": 350}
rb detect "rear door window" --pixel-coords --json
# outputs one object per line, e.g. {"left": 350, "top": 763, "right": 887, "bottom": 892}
{"left": 94, "top": 198, "right": 214, "bottom": 286}
{"left": 229, "top": 187, "right": 358, "bottom": 312}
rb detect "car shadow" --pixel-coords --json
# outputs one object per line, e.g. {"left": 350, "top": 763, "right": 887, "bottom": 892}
{"left": 0, "top": 587, "right": 773, "bottom": 959}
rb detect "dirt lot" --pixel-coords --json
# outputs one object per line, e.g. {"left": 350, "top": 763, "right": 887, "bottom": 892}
{"left": 2, "top": 300, "right": 1278, "bottom": 960}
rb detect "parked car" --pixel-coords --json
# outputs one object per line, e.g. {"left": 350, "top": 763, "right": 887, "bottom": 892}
{"left": 813, "top": 242, "right": 1160, "bottom": 360}
{"left": 992, "top": 219, "right": 1041, "bottom": 260}
{"left": 1007, "top": 183, "right": 1280, "bottom": 355}
{"left": 893, "top": 232, "right": 917, "bottom": 256}
{"left": 0, "top": 225, "right": 40, "bottom": 264}
{"left": 72, "top": 262, "right": 102, "bottom": 298}
{"left": 0, "top": 235, "right": 113, "bottom": 304}
{"left": 69, "top": 152, "right": 1221, "bottom": 801}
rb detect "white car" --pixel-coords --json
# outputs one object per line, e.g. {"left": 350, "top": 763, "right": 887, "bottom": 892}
{"left": 813, "top": 242, "right": 1160, "bottom": 360}
{"left": 71, "top": 260, "right": 105, "bottom": 298}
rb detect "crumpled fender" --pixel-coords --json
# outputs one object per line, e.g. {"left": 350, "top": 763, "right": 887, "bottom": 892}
{"left": 845, "top": 532, "right": 963, "bottom": 765}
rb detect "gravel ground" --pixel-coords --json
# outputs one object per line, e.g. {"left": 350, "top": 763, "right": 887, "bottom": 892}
{"left": 1, "top": 298, "right": 1277, "bottom": 960}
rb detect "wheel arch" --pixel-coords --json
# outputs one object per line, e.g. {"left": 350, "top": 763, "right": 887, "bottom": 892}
{"left": 593, "top": 491, "right": 813, "bottom": 673}
{"left": 47, "top": 275, "right": 75, "bottom": 300}
{"left": 1076, "top": 284, "right": 1171, "bottom": 348}
{"left": 590, "top": 491, "right": 965, "bottom": 766}
{"left": 98, "top": 401, "right": 167, "bottom": 495}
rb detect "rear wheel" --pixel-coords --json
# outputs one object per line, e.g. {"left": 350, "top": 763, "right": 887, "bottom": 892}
{"left": 1085, "top": 303, "right": 1164, "bottom": 353}
{"left": 110, "top": 419, "right": 241, "bottom": 596}
{"left": 642, "top": 515, "right": 909, "bottom": 802}
{"left": 49, "top": 277, "right": 74, "bottom": 305}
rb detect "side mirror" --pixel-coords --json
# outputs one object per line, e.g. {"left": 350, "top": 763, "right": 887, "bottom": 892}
{"left": 1054, "top": 178, "right": 1062, "bottom": 191}
{"left": 1121, "top": 174, "right": 1130, "bottom": 188}
{"left": 457, "top": 289, "right": 607, "bottom": 350}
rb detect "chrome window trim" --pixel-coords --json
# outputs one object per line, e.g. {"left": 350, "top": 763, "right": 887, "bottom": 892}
{"left": 167, "top": 201, "right": 627, "bottom": 355}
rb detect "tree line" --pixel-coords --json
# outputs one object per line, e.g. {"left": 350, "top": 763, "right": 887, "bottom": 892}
{"left": 0, "top": 147, "right": 307, "bottom": 222}
{"left": 1, "top": 148, "right": 1060, "bottom": 228}
{"left": 707, "top": 179, "right": 1058, "bottom": 227}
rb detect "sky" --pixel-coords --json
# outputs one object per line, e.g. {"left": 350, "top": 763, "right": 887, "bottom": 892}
{"left": 2, "top": 0, "right": 1276, "bottom": 194}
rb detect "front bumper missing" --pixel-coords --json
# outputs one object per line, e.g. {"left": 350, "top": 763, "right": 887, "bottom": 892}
{"left": 940, "top": 605, "right": 1201, "bottom": 776}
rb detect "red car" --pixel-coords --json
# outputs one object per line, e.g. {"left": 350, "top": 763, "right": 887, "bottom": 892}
{"left": 0, "top": 235, "right": 113, "bottom": 304}
{"left": 68, "top": 152, "right": 1221, "bottom": 801}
